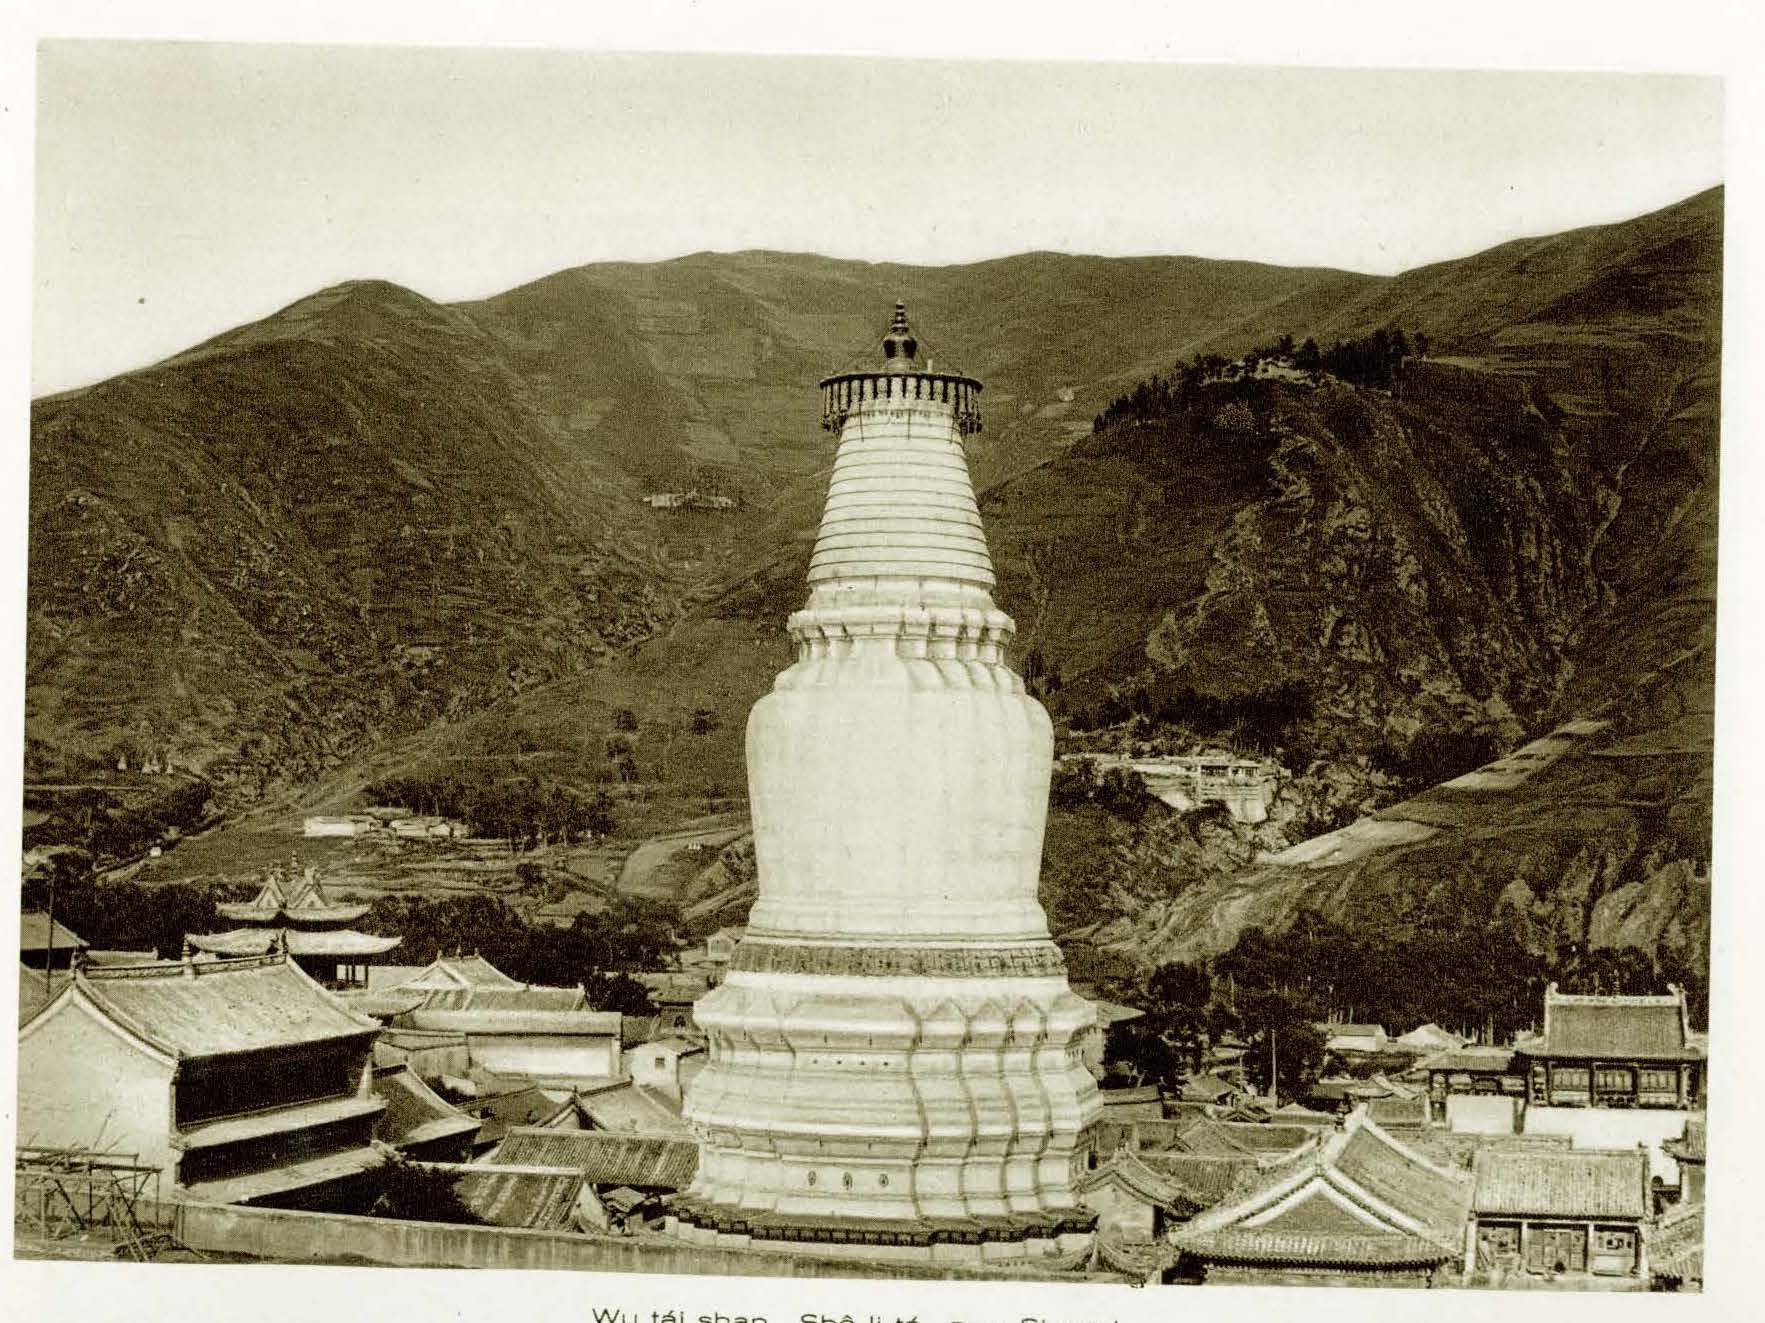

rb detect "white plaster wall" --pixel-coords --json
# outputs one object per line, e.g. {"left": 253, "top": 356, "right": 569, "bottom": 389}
{"left": 17, "top": 997, "right": 176, "bottom": 1175}
{"left": 1521, "top": 1106, "right": 1692, "bottom": 1183}
{"left": 467, "top": 1035, "right": 620, "bottom": 1081}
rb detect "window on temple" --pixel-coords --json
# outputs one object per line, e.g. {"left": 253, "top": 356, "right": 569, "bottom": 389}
{"left": 1552, "top": 1066, "right": 1590, "bottom": 1090}
{"left": 1639, "top": 1068, "right": 1677, "bottom": 1093}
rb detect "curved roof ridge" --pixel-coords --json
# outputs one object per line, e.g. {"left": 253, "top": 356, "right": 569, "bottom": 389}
{"left": 1341, "top": 1105, "right": 1472, "bottom": 1183}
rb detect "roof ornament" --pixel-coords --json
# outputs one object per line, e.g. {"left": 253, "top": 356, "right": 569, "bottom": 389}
{"left": 880, "top": 300, "right": 918, "bottom": 367}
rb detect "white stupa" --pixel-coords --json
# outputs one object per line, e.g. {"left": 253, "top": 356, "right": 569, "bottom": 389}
{"left": 673, "top": 304, "right": 1101, "bottom": 1263}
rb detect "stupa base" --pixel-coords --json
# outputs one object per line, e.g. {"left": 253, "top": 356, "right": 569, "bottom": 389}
{"left": 666, "top": 1199, "right": 1095, "bottom": 1267}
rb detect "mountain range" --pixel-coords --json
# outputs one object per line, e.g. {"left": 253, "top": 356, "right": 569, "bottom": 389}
{"left": 26, "top": 186, "right": 1721, "bottom": 976}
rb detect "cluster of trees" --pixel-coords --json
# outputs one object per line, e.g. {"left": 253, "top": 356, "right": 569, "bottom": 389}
{"left": 362, "top": 772, "right": 616, "bottom": 849}
{"left": 1064, "top": 678, "right": 1316, "bottom": 760}
{"left": 21, "top": 864, "right": 249, "bottom": 958}
{"left": 22, "top": 862, "right": 675, "bottom": 1018}
{"left": 1091, "top": 327, "right": 1431, "bottom": 433}
{"left": 1371, "top": 727, "right": 1504, "bottom": 794}
{"left": 1107, "top": 911, "right": 1707, "bottom": 1102}
{"left": 1048, "top": 759, "right": 1163, "bottom": 822}
{"left": 1303, "top": 326, "right": 1428, "bottom": 390}
{"left": 24, "top": 779, "right": 215, "bottom": 861}
{"left": 367, "top": 1153, "right": 481, "bottom": 1225}
{"left": 363, "top": 891, "right": 669, "bottom": 1015}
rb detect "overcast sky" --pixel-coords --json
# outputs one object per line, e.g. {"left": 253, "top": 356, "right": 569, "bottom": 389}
{"left": 30, "top": 45, "right": 1723, "bottom": 394}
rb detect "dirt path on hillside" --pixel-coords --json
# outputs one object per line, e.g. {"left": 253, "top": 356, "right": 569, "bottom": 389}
{"left": 616, "top": 815, "right": 747, "bottom": 902}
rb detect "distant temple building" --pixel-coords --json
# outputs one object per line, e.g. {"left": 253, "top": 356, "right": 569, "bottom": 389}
{"left": 1064, "top": 753, "right": 1275, "bottom": 823}
{"left": 186, "top": 864, "right": 400, "bottom": 987}
{"left": 17, "top": 950, "right": 389, "bottom": 1208}
{"left": 1514, "top": 984, "right": 1705, "bottom": 1110}
{"left": 673, "top": 305, "right": 1101, "bottom": 1264}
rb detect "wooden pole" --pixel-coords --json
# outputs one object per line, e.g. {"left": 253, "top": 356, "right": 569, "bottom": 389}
{"left": 43, "top": 863, "right": 56, "bottom": 998}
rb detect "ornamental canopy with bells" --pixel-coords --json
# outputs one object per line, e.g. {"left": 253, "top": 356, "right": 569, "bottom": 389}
{"left": 818, "top": 301, "right": 982, "bottom": 437}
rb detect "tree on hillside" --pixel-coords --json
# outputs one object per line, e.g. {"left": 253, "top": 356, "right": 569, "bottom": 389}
{"left": 1234, "top": 988, "right": 1327, "bottom": 1103}
{"left": 582, "top": 789, "right": 617, "bottom": 838}
{"left": 1145, "top": 961, "right": 1214, "bottom": 1069}
{"left": 1555, "top": 945, "right": 1663, "bottom": 998}
{"left": 612, "top": 707, "right": 640, "bottom": 733}
{"left": 690, "top": 706, "right": 721, "bottom": 736}
{"left": 1108, "top": 1018, "right": 1186, "bottom": 1094}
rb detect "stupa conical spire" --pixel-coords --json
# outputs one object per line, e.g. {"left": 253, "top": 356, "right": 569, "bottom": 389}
{"left": 806, "top": 300, "right": 995, "bottom": 595}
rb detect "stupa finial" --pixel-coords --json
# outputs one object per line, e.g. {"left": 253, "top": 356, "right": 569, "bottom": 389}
{"left": 880, "top": 299, "right": 917, "bottom": 367}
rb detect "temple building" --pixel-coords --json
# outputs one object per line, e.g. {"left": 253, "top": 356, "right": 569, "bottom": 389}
{"left": 1468, "top": 1148, "right": 1652, "bottom": 1281}
{"left": 187, "top": 863, "right": 400, "bottom": 987}
{"left": 345, "top": 954, "right": 622, "bottom": 1085}
{"left": 673, "top": 305, "right": 1101, "bottom": 1264}
{"left": 16, "top": 950, "right": 389, "bottom": 1208}
{"left": 1170, "top": 1109, "right": 1474, "bottom": 1288}
{"left": 1514, "top": 984, "right": 1705, "bottom": 1110}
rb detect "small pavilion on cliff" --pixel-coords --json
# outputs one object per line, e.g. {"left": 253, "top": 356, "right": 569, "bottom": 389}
{"left": 187, "top": 863, "right": 400, "bottom": 987}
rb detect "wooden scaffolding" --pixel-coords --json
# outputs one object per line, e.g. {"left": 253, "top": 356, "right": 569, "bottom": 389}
{"left": 14, "top": 1145, "right": 198, "bottom": 1261}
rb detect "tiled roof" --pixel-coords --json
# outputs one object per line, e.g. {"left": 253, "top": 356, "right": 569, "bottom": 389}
{"left": 1334, "top": 1117, "right": 1472, "bottom": 1237}
{"left": 1180, "top": 1073, "right": 1238, "bottom": 1103}
{"left": 406, "top": 1007, "right": 622, "bottom": 1035}
{"left": 1174, "top": 1117, "right": 1256, "bottom": 1157}
{"left": 1422, "top": 1045, "right": 1517, "bottom": 1072}
{"left": 215, "top": 872, "right": 370, "bottom": 924}
{"left": 633, "top": 971, "right": 712, "bottom": 1003}
{"left": 461, "top": 1085, "right": 572, "bottom": 1145}
{"left": 1471, "top": 1147, "right": 1649, "bottom": 1219}
{"left": 17, "top": 965, "right": 69, "bottom": 1026}
{"left": 180, "top": 1145, "right": 385, "bottom": 1204}
{"left": 1367, "top": 1096, "right": 1430, "bottom": 1128}
{"left": 621, "top": 1015, "right": 661, "bottom": 1046}
{"left": 58, "top": 954, "right": 380, "bottom": 1057}
{"left": 372, "top": 1065, "right": 482, "bottom": 1149}
{"left": 575, "top": 1080, "right": 692, "bottom": 1135}
{"left": 1173, "top": 1109, "right": 1472, "bottom": 1268}
{"left": 1394, "top": 1023, "right": 1464, "bottom": 1052}
{"left": 1663, "top": 1116, "right": 1706, "bottom": 1163}
{"left": 1089, "top": 999, "right": 1145, "bottom": 1026}
{"left": 493, "top": 1127, "right": 698, "bottom": 1189}
{"left": 84, "top": 949, "right": 159, "bottom": 966}
{"left": 408, "top": 985, "right": 588, "bottom": 1013}
{"left": 1271, "top": 1102, "right": 1337, "bottom": 1124}
{"left": 644, "top": 1035, "right": 704, "bottom": 1057}
{"left": 1217, "top": 1123, "right": 1318, "bottom": 1154}
{"left": 1535, "top": 984, "right": 1701, "bottom": 1059}
{"left": 1139, "top": 1153, "right": 1259, "bottom": 1206}
{"left": 175, "top": 1094, "right": 385, "bottom": 1151}
{"left": 1100, "top": 1084, "right": 1161, "bottom": 1105}
{"left": 1652, "top": 1198, "right": 1705, "bottom": 1282}
{"left": 19, "top": 912, "right": 86, "bottom": 952}
{"left": 187, "top": 928, "right": 401, "bottom": 957}
{"left": 1079, "top": 1149, "right": 1207, "bottom": 1213}
{"left": 1174, "top": 1228, "right": 1456, "bottom": 1267}
{"left": 455, "top": 1167, "right": 585, "bottom": 1230}
{"left": 397, "top": 955, "right": 524, "bottom": 990}
{"left": 343, "top": 990, "right": 430, "bottom": 1019}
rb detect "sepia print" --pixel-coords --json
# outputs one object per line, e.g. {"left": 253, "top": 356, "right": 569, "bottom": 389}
{"left": 10, "top": 36, "right": 1726, "bottom": 1306}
